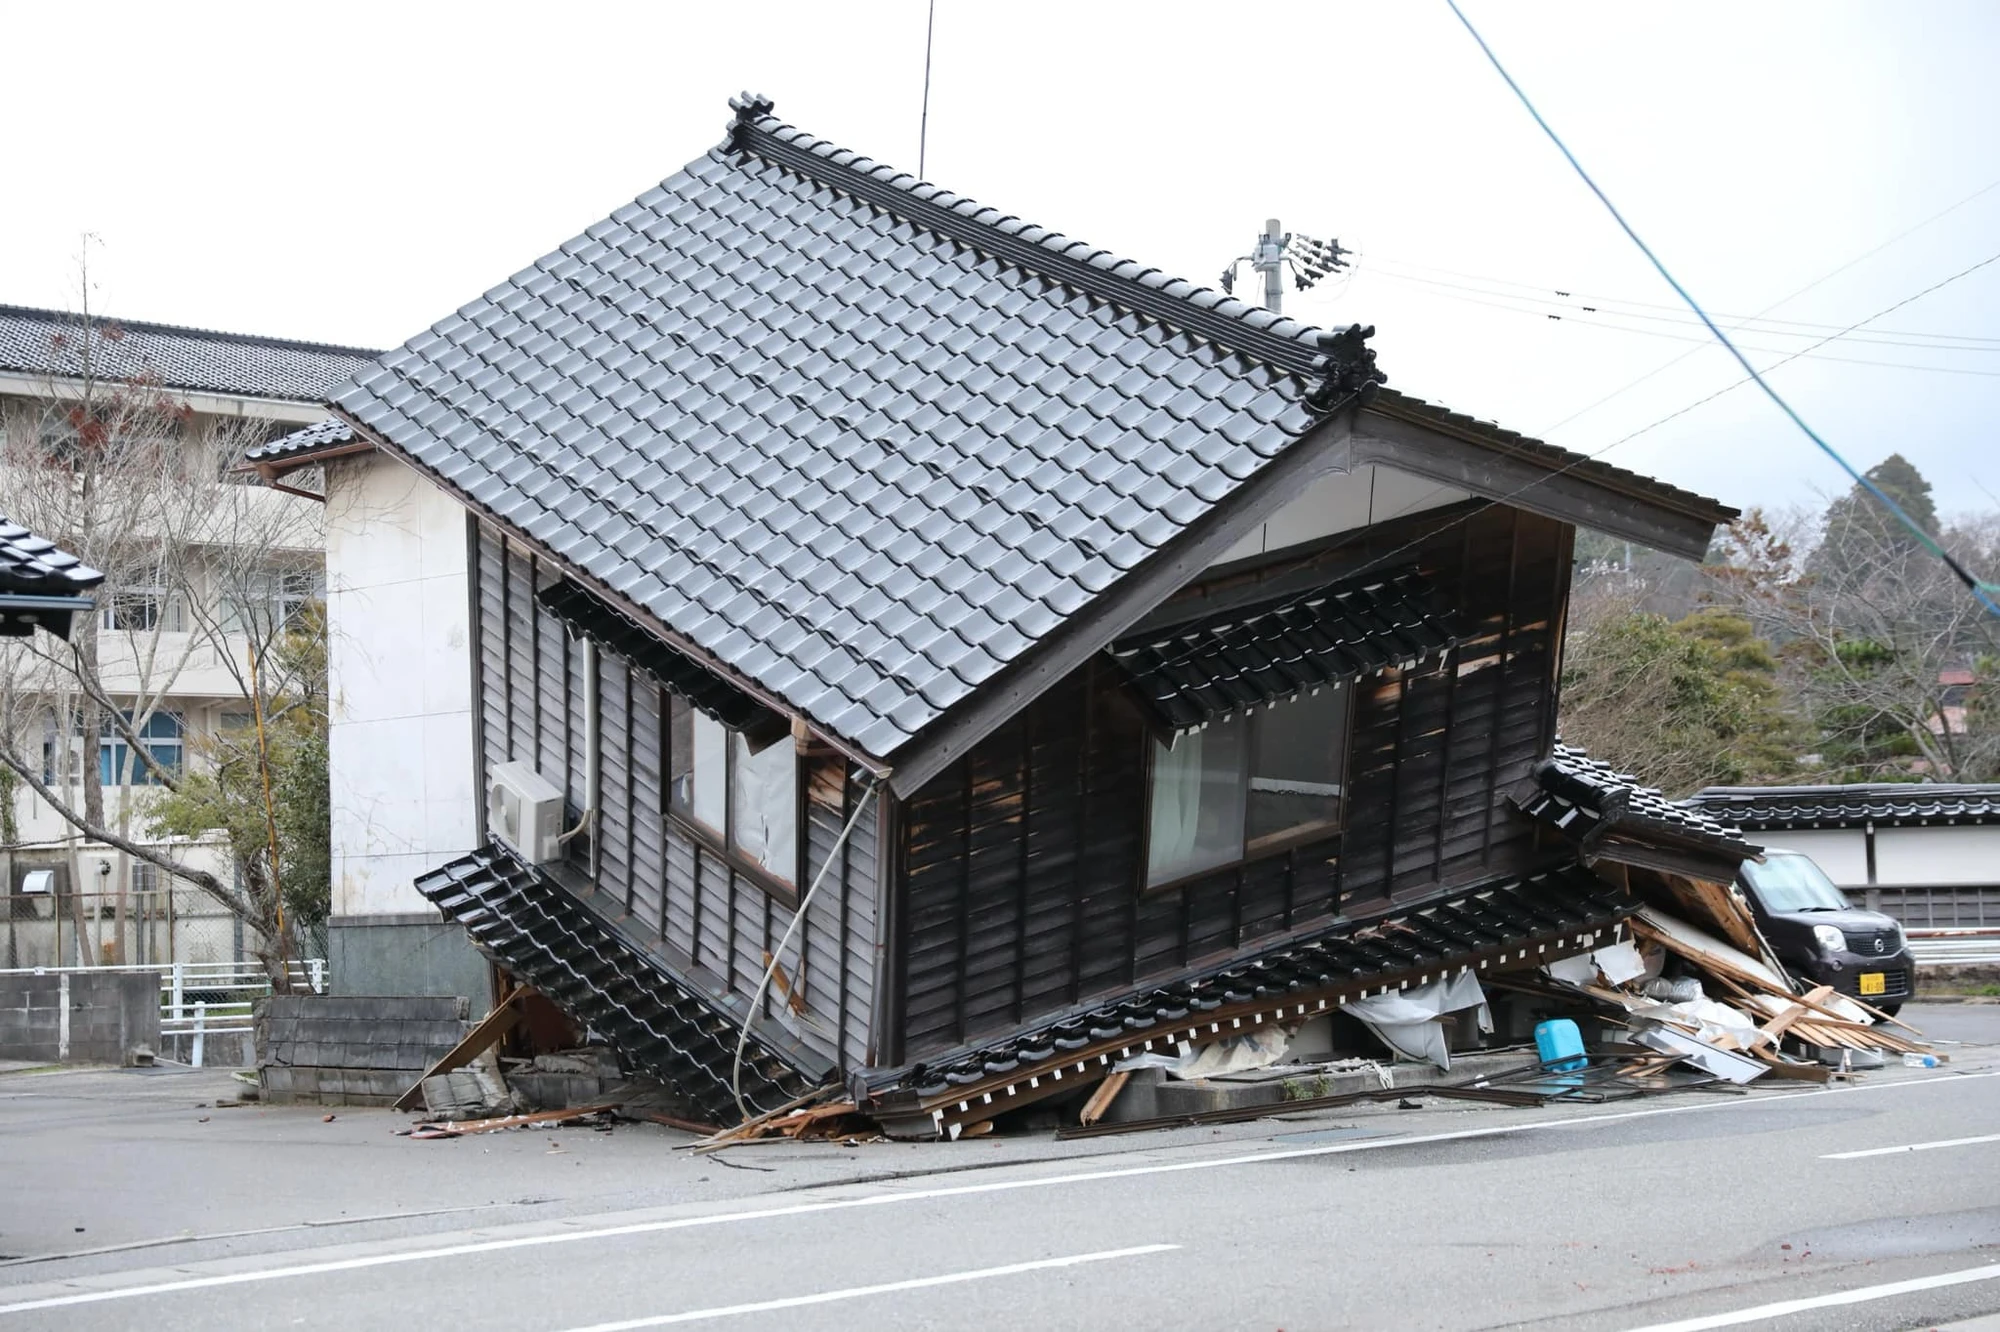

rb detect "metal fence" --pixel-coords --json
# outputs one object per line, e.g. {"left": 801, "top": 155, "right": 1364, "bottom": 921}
{"left": 0, "top": 957, "right": 328, "bottom": 1067}
{"left": 4, "top": 885, "right": 255, "bottom": 971}
{"left": 1871, "top": 886, "right": 2000, "bottom": 930}
{"left": 1907, "top": 929, "right": 2000, "bottom": 968}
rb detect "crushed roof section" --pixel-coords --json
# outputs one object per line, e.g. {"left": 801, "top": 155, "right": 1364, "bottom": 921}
{"left": 416, "top": 843, "right": 822, "bottom": 1122}
{"left": 1109, "top": 568, "right": 1458, "bottom": 733}
{"left": 0, "top": 518, "right": 104, "bottom": 595}
{"left": 0, "top": 304, "right": 381, "bottom": 403}
{"left": 1688, "top": 783, "right": 2000, "bottom": 829}
{"left": 1521, "top": 745, "right": 1761, "bottom": 862}
{"left": 334, "top": 103, "right": 1378, "bottom": 760}
{"left": 244, "top": 417, "right": 360, "bottom": 466}
{"left": 879, "top": 863, "right": 1633, "bottom": 1123}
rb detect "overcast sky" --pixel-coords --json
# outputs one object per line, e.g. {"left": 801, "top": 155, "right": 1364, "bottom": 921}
{"left": 5, "top": 1, "right": 1996, "bottom": 523}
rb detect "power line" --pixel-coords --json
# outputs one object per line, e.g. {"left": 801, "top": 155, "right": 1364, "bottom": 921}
{"left": 1356, "top": 249, "right": 2000, "bottom": 345}
{"left": 1443, "top": 0, "right": 2000, "bottom": 618}
{"left": 1371, "top": 269, "right": 2000, "bottom": 375}
{"left": 1530, "top": 173, "right": 2000, "bottom": 435}
{"left": 1361, "top": 263, "right": 2000, "bottom": 351}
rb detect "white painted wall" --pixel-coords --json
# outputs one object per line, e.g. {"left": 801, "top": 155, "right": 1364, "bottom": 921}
{"left": 1762, "top": 830, "right": 1870, "bottom": 886}
{"left": 1874, "top": 825, "right": 2000, "bottom": 887}
{"left": 1211, "top": 464, "right": 1470, "bottom": 566}
{"left": 324, "top": 454, "right": 476, "bottom": 916}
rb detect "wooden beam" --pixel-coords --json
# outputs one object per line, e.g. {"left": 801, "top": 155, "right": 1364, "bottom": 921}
{"left": 391, "top": 985, "right": 529, "bottom": 1112}
{"left": 1079, "top": 1071, "right": 1131, "bottom": 1126}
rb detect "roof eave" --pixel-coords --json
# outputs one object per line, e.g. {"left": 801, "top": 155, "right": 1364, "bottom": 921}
{"left": 1356, "top": 394, "right": 1737, "bottom": 561}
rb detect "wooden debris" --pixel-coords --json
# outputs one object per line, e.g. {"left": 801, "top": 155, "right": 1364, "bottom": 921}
{"left": 393, "top": 984, "right": 530, "bottom": 1112}
{"left": 410, "top": 1103, "right": 620, "bottom": 1138}
{"left": 1079, "top": 1072, "right": 1131, "bottom": 1126}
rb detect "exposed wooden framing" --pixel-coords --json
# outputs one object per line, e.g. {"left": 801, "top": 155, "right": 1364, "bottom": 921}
{"left": 1013, "top": 710, "right": 1033, "bottom": 1023}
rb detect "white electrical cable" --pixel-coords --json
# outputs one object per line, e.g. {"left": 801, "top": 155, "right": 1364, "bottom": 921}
{"left": 729, "top": 775, "right": 881, "bottom": 1123}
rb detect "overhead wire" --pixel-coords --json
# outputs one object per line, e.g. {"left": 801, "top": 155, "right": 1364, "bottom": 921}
{"left": 1368, "top": 270, "right": 2000, "bottom": 375}
{"left": 1359, "top": 265, "right": 2000, "bottom": 352}
{"left": 1442, "top": 0, "right": 2000, "bottom": 619}
{"left": 1528, "top": 172, "right": 2000, "bottom": 434}
{"left": 1355, "top": 252, "right": 2000, "bottom": 346}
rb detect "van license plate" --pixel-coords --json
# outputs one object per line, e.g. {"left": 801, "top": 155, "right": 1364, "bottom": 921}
{"left": 1859, "top": 972, "right": 1887, "bottom": 996}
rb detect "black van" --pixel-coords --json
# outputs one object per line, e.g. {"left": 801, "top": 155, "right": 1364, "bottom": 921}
{"left": 1737, "top": 850, "right": 1916, "bottom": 1015}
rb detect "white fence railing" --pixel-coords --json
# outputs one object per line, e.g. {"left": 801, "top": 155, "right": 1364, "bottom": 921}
{"left": 0, "top": 958, "right": 327, "bottom": 1067}
{"left": 1908, "top": 929, "right": 2000, "bottom": 968}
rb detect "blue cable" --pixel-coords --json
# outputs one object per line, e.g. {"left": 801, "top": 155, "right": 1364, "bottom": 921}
{"left": 1444, "top": 0, "right": 2000, "bottom": 620}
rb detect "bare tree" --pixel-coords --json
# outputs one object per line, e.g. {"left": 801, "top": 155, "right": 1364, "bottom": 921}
{"left": 1707, "top": 502, "right": 2000, "bottom": 782}
{"left": 0, "top": 295, "right": 326, "bottom": 981}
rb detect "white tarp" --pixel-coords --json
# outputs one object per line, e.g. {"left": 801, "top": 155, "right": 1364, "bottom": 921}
{"left": 1345, "top": 971, "right": 1491, "bottom": 1069}
{"left": 1113, "top": 1024, "right": 1292, "bottom": 1079}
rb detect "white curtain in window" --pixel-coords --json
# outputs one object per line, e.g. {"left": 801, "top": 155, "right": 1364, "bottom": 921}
{"left": 730, "top": 732, "right": 797, "bottom": 882}
{"left": 691, "top": 712, "right": 728, "bottom": 833}
{"left": 1147, "top": 730, "right": 1204, "bottom": 883}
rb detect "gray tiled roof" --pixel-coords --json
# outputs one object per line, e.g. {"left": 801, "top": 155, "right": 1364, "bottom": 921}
{"left": 1688, "top": 783, "right": 2000, "bottom": 829}
{"left": 1523, "top": 744, "right": 1760, "bottom": 860}
{"left": 332, "top": 96, "right": 1720, "bottom": 761}
{"left": 0, "top": 304, "right": 380, "bottom": 403}
{"left": 244, "top": 418, "right": 360, "bottom": 465}
{"left": 0, "top": 518, "right": 104, "bottom": 595}
{"left": 335, "top": 103, "right": 1356, "bottom": 759}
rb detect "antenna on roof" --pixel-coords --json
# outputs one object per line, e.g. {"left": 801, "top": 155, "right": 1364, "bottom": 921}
{"left": 918, "top": 0, "right": 937, "bottom": 178}
{"left": 1219, "top": 221, "right": 1350, "bottom": 316}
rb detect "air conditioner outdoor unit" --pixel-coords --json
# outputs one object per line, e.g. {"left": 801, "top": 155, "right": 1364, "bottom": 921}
{"left": 487, "top": 761, "right": 565, "bottom": 865}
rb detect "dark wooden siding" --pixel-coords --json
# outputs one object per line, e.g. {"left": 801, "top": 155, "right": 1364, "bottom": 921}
{"left": 894, "top": 504, "right": 1573, "bottom": 1061}
{"left": 470, "top": 524, "right": 879, "bottom": 1071}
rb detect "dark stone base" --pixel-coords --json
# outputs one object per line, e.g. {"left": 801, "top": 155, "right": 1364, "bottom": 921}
{"left": 328, "top": 913, "right": 492, "bottom": 1005}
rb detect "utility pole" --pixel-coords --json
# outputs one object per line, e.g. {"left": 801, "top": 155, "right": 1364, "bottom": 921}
{"left": 1221, "top": 223, "right": 1351, "bottom": 316}
{"left": 1253, "top": 219, "right": 1287, "bottom": 315}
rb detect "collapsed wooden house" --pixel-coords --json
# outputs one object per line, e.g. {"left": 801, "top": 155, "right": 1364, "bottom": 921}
{"left": 257, "top": 95, "right": 1772, "bottom": 1137}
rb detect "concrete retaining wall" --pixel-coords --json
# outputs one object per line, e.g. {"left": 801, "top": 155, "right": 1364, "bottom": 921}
{"left": 0, "top": 971, "right": 159, "bottom": 1064}
{"left": 257, "top": 994, "right": 471, "bottom": 1106}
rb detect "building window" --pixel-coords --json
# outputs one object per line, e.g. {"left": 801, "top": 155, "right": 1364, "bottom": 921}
{"left": 103, "top": 586, "right": 183, "bottom": 633}
{"left": 1144, "top": 686, "right": 1350, "bottom": 888}
{"left": 100, "top": 711, "right": 183, "bottom": 786}
{"left": 221, "top": 568, "right": 323, "bottom": 634}
{"left": 667, "top": 696, "right": 798, "bottom": 892}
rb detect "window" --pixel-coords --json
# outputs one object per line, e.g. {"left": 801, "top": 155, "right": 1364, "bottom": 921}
{"left": 103, "top": 586, "right": 183, "bottom": 632}
{"left": 1144, "top": 686, "right": 1350, "bottom": 888}
{"left": 100, "top": 711, "right": 183, "bottom": 786}
{"left": 220, "top": 568, "right": 323, "bottom": 634}
{"left": 667, "top": 696, "right": 798, "bottom": 891}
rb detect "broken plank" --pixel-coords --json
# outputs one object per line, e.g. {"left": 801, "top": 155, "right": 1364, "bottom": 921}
{"left": 413, "top": 1103, "right": 621, "bottom": 1137}
{"left": 392, "top": 984, "right": 529, "bottom": 1112}
{"left": 1079, "top": 1072, "right": 1131, "bottom": 1126}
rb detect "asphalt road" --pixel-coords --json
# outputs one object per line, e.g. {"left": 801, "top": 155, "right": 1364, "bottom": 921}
{"left": 2, "top": 1002, "right": 1997, "bottom": 1331}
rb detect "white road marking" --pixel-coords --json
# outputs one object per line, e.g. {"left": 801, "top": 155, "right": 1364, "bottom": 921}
{"left": 552, "top": 1244, "right": 1179, "bottom": 1331}
{"left": 1821, "top": 1131, "right": 2000, "bottom": 1159}
{"left": 1622, "top": 1261, "right": 2000, "bottom": 1331}
{"left": 0, "top": 1068, "right": 1993, "bottom": 1317}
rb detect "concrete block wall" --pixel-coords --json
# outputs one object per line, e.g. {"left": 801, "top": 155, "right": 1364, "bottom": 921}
{"left": 0, "top": 972, "right": 160, "bottom": 1064}
{"left": 257, "top": 994, "right": 471, "bottom": 1107}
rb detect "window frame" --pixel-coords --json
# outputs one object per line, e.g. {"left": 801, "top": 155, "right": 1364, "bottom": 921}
{"left": 99, "top": 710, "right": 184, "bottom": 787}
{"left": 664, "top": 695, "right": 802, "bottom": 906}
{"left": 1138, "top": 685, "right": 1355, "bottom": 895}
